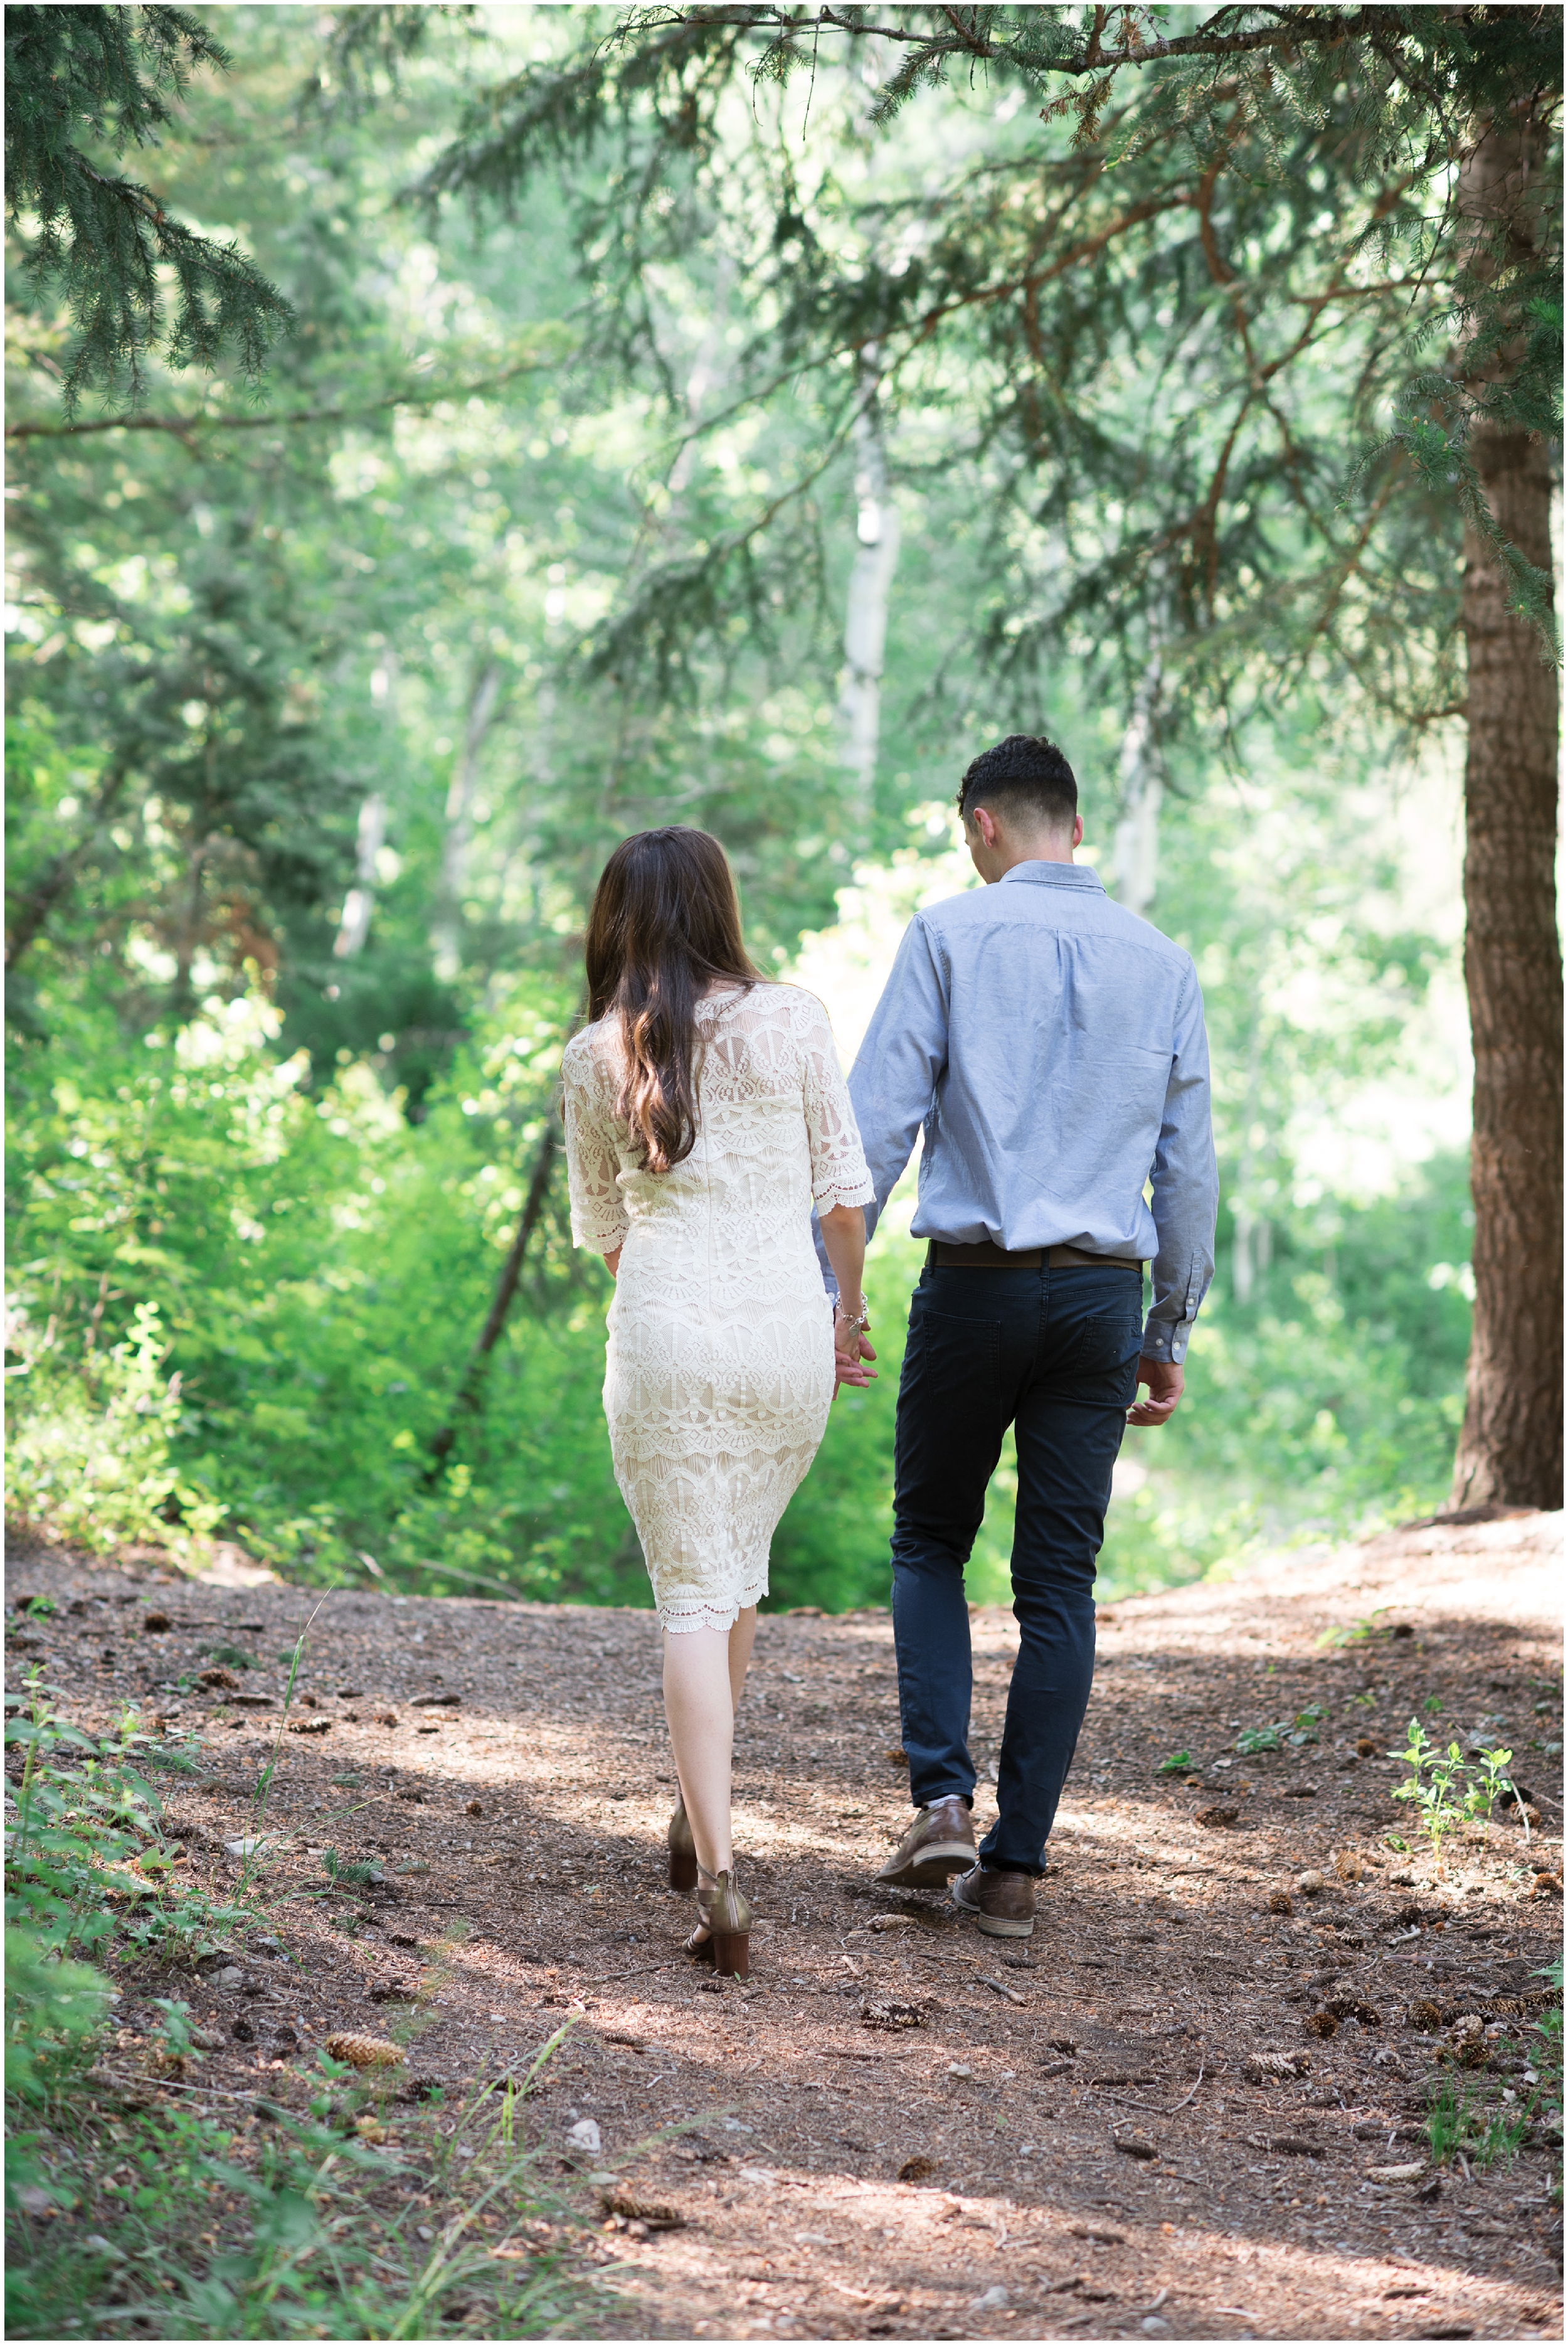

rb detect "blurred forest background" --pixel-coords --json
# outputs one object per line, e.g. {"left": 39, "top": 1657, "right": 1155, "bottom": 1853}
{"left": 7, "top": 4, "right": 1549, "bottom": 1615}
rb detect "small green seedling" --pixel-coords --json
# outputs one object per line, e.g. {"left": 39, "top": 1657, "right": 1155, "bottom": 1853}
{"left": 1316, "top": 1606, "right": 1392, "bottom": 1650}
{"left": 1235, "top": 1705, "right": 1324, "bottom": 1756}
{"left": 1158, "top": 1750, "right": 1192, "bottom": 1773}
{"left": 199, "top": 1643, "right": 257, "bottom": 1670}
{"left": 322, "top": 1848, "right": 384, "bottom": 1889}
{"left": 1389, "top": 1720, "right": 1519, "bottom": 1866}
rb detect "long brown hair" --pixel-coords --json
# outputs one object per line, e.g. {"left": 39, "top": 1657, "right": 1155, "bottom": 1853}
{"left": 584, "top": 827, "right": 763, "bottom": 1174}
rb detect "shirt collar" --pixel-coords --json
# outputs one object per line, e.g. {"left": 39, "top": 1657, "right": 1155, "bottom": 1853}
{"left": 998, "top": 859, "right": 1106, "bottom": 893}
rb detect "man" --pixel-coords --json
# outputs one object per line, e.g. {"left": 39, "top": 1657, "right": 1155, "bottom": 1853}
{"left": 832, "top": 733, "right": 1217, "bottom": 1937}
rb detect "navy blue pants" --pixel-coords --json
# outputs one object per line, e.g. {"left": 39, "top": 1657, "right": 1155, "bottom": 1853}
{"left": 890, "top": 1259, "right": 1143, "bottom": 1876}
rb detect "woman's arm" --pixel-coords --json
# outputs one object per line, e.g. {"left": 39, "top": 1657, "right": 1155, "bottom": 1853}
{"left": 604, "top": 1247, "right": 622, "bottom": 1278}
{"left": 818, "top": 1203, "right": 877, "bottom": 1390}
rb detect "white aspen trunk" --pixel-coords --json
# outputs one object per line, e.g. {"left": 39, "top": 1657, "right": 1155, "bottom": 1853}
{"left": 667, "top": 258, "right": 733, "bottom": 501}
{"left": 335, "top": 652, "right": 397, "bottom": 961}
{"left": 1111, "top": 652, "right": 1163, "bottom": 918}
{"left": 433, "top": 659, "right": 503, "bottom": 982}
{"left": 837, "top": 348, "right": 901, "bottom": 816}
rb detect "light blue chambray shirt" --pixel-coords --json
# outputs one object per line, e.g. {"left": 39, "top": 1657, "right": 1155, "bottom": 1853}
{"left": 829, "top": 859, "right": 1218, "bottom": 1363}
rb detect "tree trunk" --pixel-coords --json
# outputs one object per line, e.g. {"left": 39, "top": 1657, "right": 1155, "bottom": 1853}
{"left": 335, "top": 652, "right": 397, "bottom": 961}
{"left": 1449, "top": 420, "right": 1562, "bottom": 1511}
{"left": 432, "top": 659, "right": 504, "bottom": 982}
{"left": 1112, "top": 652, "right": 1163, "bottom": 918}
{"left": 837, "top": 347, "right": 901, "bottom": 815}
{"left": 421, "top": 1109, "right": 560, "bottom": 1484}
{"left": 4, "top": 755, "right": 131, "bottom": 970}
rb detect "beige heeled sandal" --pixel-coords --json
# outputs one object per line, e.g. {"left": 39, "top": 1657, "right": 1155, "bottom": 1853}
{"left": 686, "top": 1866, "right": 752, "bottom": 1977}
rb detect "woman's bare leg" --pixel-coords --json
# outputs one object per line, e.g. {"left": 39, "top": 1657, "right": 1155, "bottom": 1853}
{"left": 727, "top": 1605, "right": 756, "bottom": 1714}
{"left": 664, "top": 1627, "right": 735, "bottom": 1882}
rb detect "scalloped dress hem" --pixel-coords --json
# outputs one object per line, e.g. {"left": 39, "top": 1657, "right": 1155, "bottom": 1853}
{"left": 657, "top": 1584, "right": 769, "bottom": 1635}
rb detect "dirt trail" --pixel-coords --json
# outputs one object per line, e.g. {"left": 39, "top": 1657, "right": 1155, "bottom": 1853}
{"left": 6, "top": 1511, "right": 1562, "bottom": 2341}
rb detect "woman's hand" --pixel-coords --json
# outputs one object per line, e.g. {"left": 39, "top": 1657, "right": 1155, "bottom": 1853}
{"left": 832, "top": 1305, "right": 877, "bottom": 1392}
{"left": 818, "top": 1202, "right": 874, "bottom": 1396}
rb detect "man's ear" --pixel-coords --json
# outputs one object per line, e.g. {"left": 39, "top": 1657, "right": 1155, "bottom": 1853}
{"left": 1072, "top": 812, "right": 1084, "bottom": 848}
{"left": 972, "top": 805, "right": 998, "bottom": 849}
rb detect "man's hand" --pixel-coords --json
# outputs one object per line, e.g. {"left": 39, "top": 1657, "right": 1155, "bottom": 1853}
{"left": 1127, "top": 1355, "right": 1184, "bottom": 1427}
{"left": 833, "top": 1313, "right": 878, "bottom": 1393}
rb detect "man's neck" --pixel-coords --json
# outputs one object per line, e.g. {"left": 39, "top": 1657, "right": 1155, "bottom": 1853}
{"left": 997, "top": 833, "right": 1075, "bottom": 871}
{"left": 975, "top": 831, "right": 1076, "bottom": 884}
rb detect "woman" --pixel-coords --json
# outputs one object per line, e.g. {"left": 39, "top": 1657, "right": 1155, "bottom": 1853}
{"left": 562, "top": 827, "right": 875, "bottom": 1975}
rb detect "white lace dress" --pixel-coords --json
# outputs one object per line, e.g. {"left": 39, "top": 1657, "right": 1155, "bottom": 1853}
{"left": 561, "top": 984, "right": 874, "bottom": 1633}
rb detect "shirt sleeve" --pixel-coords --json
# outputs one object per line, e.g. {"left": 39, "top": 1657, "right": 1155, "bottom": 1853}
{"left": 561, "top": 1043, "right": 632, "bottom": 1255}
{"left": 800, "top": 999, "right": 876, "bottom": 1213}
{"left": 812, "top": 913, "right": 950, "bottom": 1292}
{"left": 1140, "top": 960, "right": 1218, "bottom": 1365}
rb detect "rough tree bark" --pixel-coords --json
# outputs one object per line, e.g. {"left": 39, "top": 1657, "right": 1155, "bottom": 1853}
{"left": 1449, "top": 420, "right": 1562, "bottom": 1511}
{"left": 1448, "top": 114, "right": 1562, "bottom": 1512}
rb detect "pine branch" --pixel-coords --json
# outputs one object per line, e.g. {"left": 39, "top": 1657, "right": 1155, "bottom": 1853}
{"left": 630, "top": 6, "right": 1364, "bottom": 81}
{"left": 4, "top": 345, "right": 576, "bottom": 442}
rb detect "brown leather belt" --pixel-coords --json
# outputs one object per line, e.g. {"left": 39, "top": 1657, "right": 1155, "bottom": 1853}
{"left": 928, "top": 1239, "right": 1143, "bottom": 1273}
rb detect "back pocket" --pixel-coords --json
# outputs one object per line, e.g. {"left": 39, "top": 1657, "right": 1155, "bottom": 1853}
{"left": 1068, "top": 1311, "right": 1145, "bottom": 1377}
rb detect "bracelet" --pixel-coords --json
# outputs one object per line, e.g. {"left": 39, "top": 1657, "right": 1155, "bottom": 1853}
{"left": 834, "top": 1295, "right": 871, "bottom": 1332}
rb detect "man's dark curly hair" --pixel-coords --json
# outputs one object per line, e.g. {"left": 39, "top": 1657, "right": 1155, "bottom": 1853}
{"left": 956, "top": 734, "right": 1077, "bottom": 831}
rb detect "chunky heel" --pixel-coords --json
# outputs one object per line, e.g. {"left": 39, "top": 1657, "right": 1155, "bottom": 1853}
{"left": 700, "top": 1869, "right": 753, "bottom": 1977}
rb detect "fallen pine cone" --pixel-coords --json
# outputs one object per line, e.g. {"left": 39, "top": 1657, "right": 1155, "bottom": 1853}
{"left": 1323, "top": 1993, "right": 1382, "bottom": 2026}
{"left": 465, "top": 1800, "right": 484, "bottom": 1817}
{"left": 289, "top": 1718, "right": 332, "bottom": 1736}
{"left": 1244, "top": 2050, "right": 1311, "bottom": 2083}
{"left": 1113, "top": 2134, "right": 1158, "bottom": 2161}
{"left": 1305, "top": 2010, "right": 1338, "bottom": 2039}
{"left": 600, "top": 2191, "right": 684, "bottom": 2230}
{"left": 1196, "top": 1804, "right": 1240, "bottom": 1829}
{"left": 862, "top": 1999, "right": 924, "bottom": 2030}
{"left": 898, "top": 2155, "right": 938, "bottom": 2183}
{"left": 867, "top": 1913, "right": 920, "bottom": 1933}
{"left": 325, "top": 2033, "right": 403, "bottom": 2068}
{"left": 1268, "top": 1891, "right": 1294, "bottom": 1916}
{"left": 199, "top": 1666, "right": 240, "bottom": 1691}
{"left": 1530, "top": 1869, "right": 1563, "bottom": 1899}
{"left": 374, "top": 1713, "right": 399, "bottom": 1727}
{"left": 1295, "top": 1869, "right": 1327, "bottom": 1896}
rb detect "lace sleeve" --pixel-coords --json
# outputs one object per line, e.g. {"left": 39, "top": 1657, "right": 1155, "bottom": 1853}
{"left": 798, "top": 997, "right": 876, "bottom": 1213}
{"left": 562, "top": 1041, "right": 632, "bottom": 1253}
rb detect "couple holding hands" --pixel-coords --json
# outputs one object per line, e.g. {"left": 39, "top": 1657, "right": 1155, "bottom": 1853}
{"left": 562, "top": 735, "right": 1217, "bottom": 1976}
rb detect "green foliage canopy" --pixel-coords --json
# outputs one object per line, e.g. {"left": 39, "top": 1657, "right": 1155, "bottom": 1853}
{"left": 4, "top": 4, "right": 294, "bottom": 412}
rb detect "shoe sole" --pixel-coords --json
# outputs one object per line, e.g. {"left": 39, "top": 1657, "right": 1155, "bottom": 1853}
{"left": 975, "top": 1909, "right": 1035, "bottom": 1937}
{"left": 876, "top": 1841, "right": 977, "bottom": 1889}
{"left": 950, "top": 1883, "right": 1037, "bottom": 1937}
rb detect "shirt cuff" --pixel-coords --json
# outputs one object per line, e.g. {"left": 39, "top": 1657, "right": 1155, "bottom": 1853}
{"left": 1140, "top": 1317, "right": 1192, "bottom": 1365}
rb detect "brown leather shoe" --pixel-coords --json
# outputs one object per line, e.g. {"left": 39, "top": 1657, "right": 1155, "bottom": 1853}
{"left": 875, "top": 1797, "right": 977, "bottom": 1888}
{"left": 950, "top": 1862, "right": 1036, "bottom": 1937}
